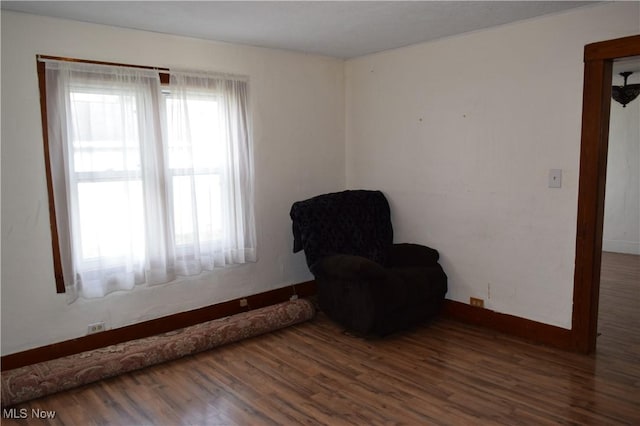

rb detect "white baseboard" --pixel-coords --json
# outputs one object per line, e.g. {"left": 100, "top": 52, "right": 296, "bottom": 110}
{"left": 602, "top": 239, "right": 640, "bottom": 255}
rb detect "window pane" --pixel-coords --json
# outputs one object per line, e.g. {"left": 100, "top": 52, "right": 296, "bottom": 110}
{"left": 172, "top": 174, "right": 222, "bottom": 246}
{"left": 70, "top": 90, "right": 141, "bottom": 173}
{"left": 165, "top": 95, "right": 225, "bottom": 170}
{"left": 77, "top": 181, "right": 145, "bottom": 263}
{"left": 195, "top": 174, "right": 223, "bottom": 241}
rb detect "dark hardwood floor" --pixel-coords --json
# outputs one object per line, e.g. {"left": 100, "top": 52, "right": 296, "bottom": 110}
{"left": 3, "top": 252, "right": 639, "bottom": 425}
{"left": 597, "top": 251, "right": 640, "bottom": 363}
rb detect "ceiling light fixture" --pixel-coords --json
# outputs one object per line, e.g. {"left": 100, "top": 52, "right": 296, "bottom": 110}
{"left": 612, "top": 71, "right": 640, "bottom": 108}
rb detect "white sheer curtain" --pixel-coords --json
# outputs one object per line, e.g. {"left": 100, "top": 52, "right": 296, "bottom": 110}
{"left": 166, "top": 72, "right": 256, "bottom": 275}
{"left": 44, "top": 61, "right": 255, "bottom": 301}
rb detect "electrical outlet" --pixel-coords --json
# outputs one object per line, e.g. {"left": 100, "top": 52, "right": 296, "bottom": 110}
{"left": 470, "top": 297, "right": 485, "bottom": 308}
{"left": 239, "top": 298, "right": 248, "bottom": 307}
{"left": 87, "top": 322, "right": 105, "bottom": 334}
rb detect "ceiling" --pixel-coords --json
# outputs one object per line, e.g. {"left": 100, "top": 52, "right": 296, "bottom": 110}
{"left": 1, "top": 1, "right": 597, "bottom": 59}
{"left": 613, "top": 56, "right": 640, "bottom": 75}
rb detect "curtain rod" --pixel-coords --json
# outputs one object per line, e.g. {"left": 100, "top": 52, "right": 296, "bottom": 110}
{"left": 37, "top": 55, "right": 249, "bottom": 82}
{"left": 37, "top": 55, "right": 169, "bottom": 72}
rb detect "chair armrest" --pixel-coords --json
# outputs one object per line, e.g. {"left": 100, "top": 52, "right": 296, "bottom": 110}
{"left": 386, "top": 243, "right": 440, "bottom": 268}
{"left": 310, "top": 254, "right": 387, "bottom": 281}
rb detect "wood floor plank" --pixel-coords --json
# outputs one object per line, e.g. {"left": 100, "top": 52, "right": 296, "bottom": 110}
{"left": 2, "top": 252, "right": 638, "bottom": 424}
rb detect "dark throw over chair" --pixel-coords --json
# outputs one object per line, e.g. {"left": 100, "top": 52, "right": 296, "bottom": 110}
{"left": 290, "top": 190, "right": 447, "bottom": 336}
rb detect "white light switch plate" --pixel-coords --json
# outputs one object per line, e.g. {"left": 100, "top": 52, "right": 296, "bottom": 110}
{"left": 549, "top": 169, "right": 562, "bottom": 188}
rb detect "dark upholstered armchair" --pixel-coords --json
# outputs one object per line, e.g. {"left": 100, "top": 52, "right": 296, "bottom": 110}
{"left": 290, "top": 190, "right": 447, "bottom": 336}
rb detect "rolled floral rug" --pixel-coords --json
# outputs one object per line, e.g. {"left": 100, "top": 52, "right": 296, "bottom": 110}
{"left": 1, "top": 298, "right": 315, "bottom": 407}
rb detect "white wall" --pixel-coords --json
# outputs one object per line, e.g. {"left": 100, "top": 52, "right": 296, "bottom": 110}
{"left": 3, "top": 3, "right": 639, "bottom": 356}
{"left": 1, "top": 11, "right": 345, "bottom": 355}
{"left": 603, "top": 71, "right": 640, "bottom": 255}
{"left": 345, "top": 2, "right": 639, "bottom": 328}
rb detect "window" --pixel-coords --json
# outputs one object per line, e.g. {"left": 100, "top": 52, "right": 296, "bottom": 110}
{"left": 38, "top": 57, "right": 256, "bottom": 301}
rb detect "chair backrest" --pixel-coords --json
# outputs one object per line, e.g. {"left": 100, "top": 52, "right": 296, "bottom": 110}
{"left": 290, "top": 190, "right": 393, "bottom": 268}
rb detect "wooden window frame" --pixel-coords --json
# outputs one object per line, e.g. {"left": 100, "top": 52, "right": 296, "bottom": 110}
{"left": 36, "top": 55, "right": 171, "bottom": 293}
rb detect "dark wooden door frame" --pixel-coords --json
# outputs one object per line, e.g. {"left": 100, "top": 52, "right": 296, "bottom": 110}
{"left": 572, "top": 34, "right": 640, "bottom": 354}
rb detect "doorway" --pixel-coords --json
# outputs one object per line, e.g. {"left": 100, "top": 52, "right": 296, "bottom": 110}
{"left": 572, "top": 34, "right": 640, "bottom": 354}
{"left": 598, "top": 57, "right": 640, "bottom": 354}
